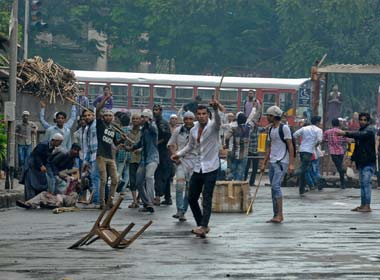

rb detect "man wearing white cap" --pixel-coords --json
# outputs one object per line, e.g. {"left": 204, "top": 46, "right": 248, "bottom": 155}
{"left": 169, "top": 114, "right": 178, "bottom": 133}
{"left": 16, "top": 111, "right": 38, "bottom": 173}
{"left": 20, "top": 133, "right": 63, "bottom": 200}
{"left": 129, "top": 109, "right": 159, "bottom": 213}
{"left": 260, "top": 106, "right": 294, "bottom": 223}
{"left": 168, "top": 111, "right": 196, "bottom": 221}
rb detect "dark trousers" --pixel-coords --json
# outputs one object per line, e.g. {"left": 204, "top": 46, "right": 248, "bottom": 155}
{"left": 188, "top": 169, "right": 218, "bottom": 227}
{"left": 299, "top": 152, "right": 312, "bottom": 194}
{"left": 128, "top": 163, "right": 139, "bottom": 191}
{"left": 244, "top": 152, "right": 259, "bottom": 186}
{"left": 331, "top": 154, "right": 345, "bottom": 188}
{"left": 154, "top": 161, "right": 172, "bottom": 198}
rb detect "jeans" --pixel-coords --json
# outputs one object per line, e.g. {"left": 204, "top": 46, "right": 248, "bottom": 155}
{"left": 116, "top": 160, "right": 129, "bottom": 193}
{"left": 269, "top": 162, "right": 288, "bottom": 217}
{"left": 90, "top": 160, "right": 100, "bottom": 204}
{"left": 331, "top": 154, "right": 345, "bottom": 188}
{"left": 136, "top": 162, "right": 158, "bottom": 207}
{"left": 188, "top": 169, "right": 218, "bottom": 227}
{"left": 175, "top": 163, "right": 191, "bottom": 214}
{"left": 231, "top": 158, "right": 248, "bottom": 181}
{"left": 306, "top": 159, "right": 323, "bottom": 189}
{"left": 244, "top": 153, "right": 259, "bottom": 186}
{"left": 18, "top": 144, "right": 32, "bottom": 169}
{"left": 97, "top": 156, "right": 118, "bottom": 206}
{"left": 358, "top": 164, "right": 374, "bottom": 205}
{"left": 299, "top": 152, "right": 312, "bottom": 194}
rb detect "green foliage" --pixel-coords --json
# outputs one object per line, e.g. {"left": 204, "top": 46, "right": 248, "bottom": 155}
{"left": 2, "top": 0, "right": 380, "bottom": 113}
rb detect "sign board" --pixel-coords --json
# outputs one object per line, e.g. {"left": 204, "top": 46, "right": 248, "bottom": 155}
{"left": 4, "top": 101, "right": 15, "bottom": 121}
{"left": 298, "top": 87, "right": 311, "bottom": 107}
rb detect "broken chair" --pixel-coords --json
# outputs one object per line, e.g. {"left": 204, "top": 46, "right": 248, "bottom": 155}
{"left": 68, "top": 196, "right": 152, "bottom": 249}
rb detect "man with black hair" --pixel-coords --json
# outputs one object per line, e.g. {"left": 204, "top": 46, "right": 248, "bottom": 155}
{"left": 76, "top": 87, "right": 90, "bottom": 118}
{"left": 172, "top": 99, "right": 223, "bottom": 238}
{"left": 323, "top": 118, "right": 350, "bottom": 189}
{"left": 153, "top": 104, "right": 173, "bottom": 205}
{"left": 336, "top": 113, "right": 376, "bottom": 212}
{"left": 40, "top": 100, "right": 77, "bottom": 151}
{"left": 93, "top": 85, "right": 113, "bottom": 109}
{"left": 293, "top": 116, "right": 323, "bottom": 194}
{"left": 260, "top": 106, "right": 294, "bottom": 223}
{"left": 224, "top": 112, "right": 250, "bottom": 180}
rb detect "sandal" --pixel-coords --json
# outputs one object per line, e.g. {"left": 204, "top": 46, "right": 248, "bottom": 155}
{"left": 351, "top": 206, "right": 363, "bottom": 212}
{"left": 128, "top": 202, "right": 139, "bottom": 208}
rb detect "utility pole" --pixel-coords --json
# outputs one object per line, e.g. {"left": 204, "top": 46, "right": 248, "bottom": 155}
{"left": 24, "top": 0, "right": 29, "bottom": 59}
{"left": 5, "top": 0, "right": 18, "bottom": 189}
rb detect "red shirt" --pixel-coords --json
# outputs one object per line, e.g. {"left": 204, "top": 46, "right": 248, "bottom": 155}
{"left": 323, "top": 128, "right": 349, "bottom": 155}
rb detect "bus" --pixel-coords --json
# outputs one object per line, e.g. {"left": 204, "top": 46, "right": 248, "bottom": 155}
{"left": 73, "top": 70, "right": 316, "bottom": 126}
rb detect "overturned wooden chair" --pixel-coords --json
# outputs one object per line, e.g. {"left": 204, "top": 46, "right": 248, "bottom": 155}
{"left": 68, "top": 196, "right": 153, "bottom": 249}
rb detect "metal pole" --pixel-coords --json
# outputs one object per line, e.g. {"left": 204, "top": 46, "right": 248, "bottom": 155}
{"left": 23, "top": 0, "right": 29, "bottom": 59}
{"left": 5, "top": 0, "right": 18, "bottom": 190}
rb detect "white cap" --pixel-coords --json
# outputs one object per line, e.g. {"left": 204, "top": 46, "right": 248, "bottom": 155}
{"left": 266, "top": 106, "right": 283, "bottom": 117}
{"left": 22, "top": 111, "right": 30, "bottom": 116}
{"left": 183, "top": 111, "right": 195, "bottom": 119}
{"left": 141, "top": 109, "right": 153, "bottom": 119}
{"left": 102, "top": 109, "right": 114, "bottom": 116}
{"left": 51, "top": 133, "right": 64, "bottom": 141}
{"left": 170, "top": 114, "right": 178, "bottom": 119}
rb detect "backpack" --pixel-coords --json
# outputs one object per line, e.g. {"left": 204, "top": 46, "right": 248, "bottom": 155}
{"left": 268, "top": 123, "right": 296, "bottom": 159}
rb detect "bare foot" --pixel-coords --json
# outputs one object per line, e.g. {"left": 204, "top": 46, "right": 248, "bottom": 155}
{"left": 266, "top": 216, "right": 283, "bottom": 223}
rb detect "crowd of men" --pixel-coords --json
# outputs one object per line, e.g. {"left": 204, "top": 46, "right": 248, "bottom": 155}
{"left": 14, "top": 86, "right": 379, "bottom": 237}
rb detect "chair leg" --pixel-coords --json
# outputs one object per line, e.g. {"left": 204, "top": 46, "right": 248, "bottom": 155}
{"left": 101, "top": 196, "right": 124, "bottom": 228}
{"left": 85, "top": 236, "right": 100, "bottom": 246}
{"left": 113, "top": 223, "right": 135, "bottom": 247}
{"left": 123, "top": 220, "right": 153, "bottom": 247}
{"left": 68, "top": 232, "right": 95, "bottom": 249}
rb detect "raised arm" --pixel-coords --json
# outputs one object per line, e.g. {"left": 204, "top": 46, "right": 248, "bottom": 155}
{"left": 65, "top": 105, "right": 77, "bottom": 129}
{"left": 39, "top": 101, "right": 51, "bottom": 129}
{"left": 96, "top": 94, "right": 111, "bottom": 119}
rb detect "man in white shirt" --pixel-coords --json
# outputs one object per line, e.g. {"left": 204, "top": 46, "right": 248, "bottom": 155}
{"left": 172, "top": 99, "right": 222, "bottom": 238}
{"left": 261, "top": 106, "right": 294, "bottom": 223}
{"left": 293, "top": 116, "right": 323, "bottom": 195}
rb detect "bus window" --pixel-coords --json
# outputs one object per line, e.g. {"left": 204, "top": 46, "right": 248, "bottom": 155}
{"left": 132, "top": 84, "right": 150, "bottom": 109}
{"left": 153, "top": 86, "right": 171, "bottom": 109}
{"left": 263, "top": 93, "right": 276, "bottom": 112}
{"left": 279, "top": 92, "right": 295, "bottom": 116}
{"left": 219, "top": 88, "right": 238, "bottom": 112}
{"left": 175, "top": 87, "right": 194, "bottom": 110}
{"left": 198, "top": 87, "right": 216, "bottom": 102}
{"left": 110, "top": 83, "right": 128, "bottom": 109}
{"left": 88, "top": 82, "right": 106, "bottom": 106}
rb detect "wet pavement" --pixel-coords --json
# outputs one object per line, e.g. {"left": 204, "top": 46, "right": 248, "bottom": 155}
{"left": 1, "top": 183, "right": 380, "bottom": 279}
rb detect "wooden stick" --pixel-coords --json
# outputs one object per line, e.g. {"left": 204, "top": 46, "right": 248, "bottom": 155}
{"left": 65, "top": 96, "right": 91, "bottom": 112}
{"left": 110, "top": 122, "right": 135, "bottom": 145}
{"left": 246, "top": 171, "right": 264, "bottom": 216}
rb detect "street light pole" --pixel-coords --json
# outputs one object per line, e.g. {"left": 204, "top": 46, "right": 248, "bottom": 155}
{"left": 24, "top": 0, "right": 29, "bottom": 59}
{"left": 5, "top": 0, "right": 18, "bottom": 190}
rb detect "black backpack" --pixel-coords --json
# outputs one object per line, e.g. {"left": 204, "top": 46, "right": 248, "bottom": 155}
{"left": 268, "top": 123, "right": 296, "bottom": 158}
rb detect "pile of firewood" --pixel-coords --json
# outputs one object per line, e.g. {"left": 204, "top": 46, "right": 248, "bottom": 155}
{"left": 0, "top": 56, "right": 78, "bottom": 103}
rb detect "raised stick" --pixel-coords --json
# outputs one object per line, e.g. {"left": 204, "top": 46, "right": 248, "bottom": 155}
{"left": 246, "top": 171, "right": 264, "bottom": 216}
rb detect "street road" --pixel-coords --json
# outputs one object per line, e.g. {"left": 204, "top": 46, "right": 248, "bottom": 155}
{"left": 1, "top": 186, "right": 380, "bottom": 279}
